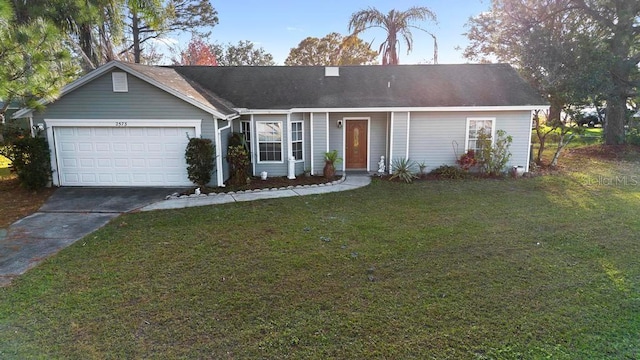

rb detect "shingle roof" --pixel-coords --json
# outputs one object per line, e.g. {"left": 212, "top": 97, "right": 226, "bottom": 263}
{"left": 123, "top": 62, "right": 237, "bottom": 116}
{"left": 168, "top": 63, "right": 547, "bottom": 110}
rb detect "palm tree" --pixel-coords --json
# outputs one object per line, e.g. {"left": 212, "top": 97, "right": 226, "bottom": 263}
{"left": 348, "top": 6, "right": 437, "bottom": 65}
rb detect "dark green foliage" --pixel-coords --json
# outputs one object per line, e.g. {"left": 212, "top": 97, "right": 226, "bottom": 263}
{"left": 476, "top": 129, "right": 513, "bottom": 176}
{"left": 185, "top": 137, "right": 215, "bottom": 187}
{"left": 390, "top": 157, "right": 418, "bottom": 183}
{"left": 228, "top": 132, "right": 248, "bottom": 149}
{"left": 9, "top": 136, "right": 51, "bottom": 189}
{"left": 430, "top": 165, "right": 467, "bottom": 179}
{"left": 226, "top": 145, "right": 250, "bottom": 186}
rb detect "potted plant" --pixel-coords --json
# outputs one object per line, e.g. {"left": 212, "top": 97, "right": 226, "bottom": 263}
{"left": 323, "top": 150, "right": 342, "bottom": 179}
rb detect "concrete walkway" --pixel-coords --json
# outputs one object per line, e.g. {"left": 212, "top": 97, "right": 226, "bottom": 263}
{"left": 0, "top": 175, "right": 371, "bottom": 286}
{"left": 141, "top": 175, "right": 371, "bottom": 211}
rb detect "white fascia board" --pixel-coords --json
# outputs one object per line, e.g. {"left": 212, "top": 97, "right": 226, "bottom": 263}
{"left": 237, "top": 109, "right": 293, "bottom": 115}
{"left": 237, "top": 105, "right": 549, "bottom": 116}
{"left": 290, "top": 105, "right": 550, "bottom": 113}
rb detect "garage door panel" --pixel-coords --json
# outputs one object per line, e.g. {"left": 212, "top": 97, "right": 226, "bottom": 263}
{"left": 96, "top": 143, "right": 110, "bottom": 151}
{"left": 60, "top": 142, "right": 76, "bottom": 151}
{"left": 79, "top": 158, "right": 94, "bottom": 168}
{"left": 62, "top": 158, "right": 77, "bottom": 167}
{"left": 55, "top": 126, "right": 195, "bottom": 186}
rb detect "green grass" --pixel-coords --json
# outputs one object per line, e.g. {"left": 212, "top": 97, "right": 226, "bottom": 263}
{"left": 0, "top": 155, "right": 11, "bottom": 177}
{"left": 1, "top": 150, "right": 639, "bottom": 359}
{"left": 532, "top": 126, "right": 603, "bottom": 147}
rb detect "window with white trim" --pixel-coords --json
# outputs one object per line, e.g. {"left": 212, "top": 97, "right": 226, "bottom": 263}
{"left": 466, "top": 118, "right": 495, "bottom": 153}
{"left": 241, "top": 120, "right": 251, "bottom": 152}
{"left": 257, "top": 121, "right": 283, "bottom": 162}
{"left": 291, "top": 121, "right": 303, "bottom": 160}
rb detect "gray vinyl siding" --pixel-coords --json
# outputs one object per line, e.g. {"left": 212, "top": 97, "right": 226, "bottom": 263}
{"left": 34, "top": 70, "right": 213, "bottom": 124}
{"left": 408, "top": 112, "right": 466, "bottom": 169}
{"left": 327, "top": 114, "right": 343, "bottom": 171}
{"left": 491, "top": 111, "right": 532, "bottom": 169}
{"left": 253, "top": 114, "right": 288, "bottom": 177}
{"left": 391, "top": 112, "right": 409, "bottom": 165}
{"left": 368, "top": 114, "right": 387, "bottom": 171}
{"left": 303, "top": 113, "right": 311, "bottom": 174}
{"left": 408, "top": 111, "right": 532, "bottom": 171}
{"left": 311, "top": 112, "right": 328, "bottom": 176}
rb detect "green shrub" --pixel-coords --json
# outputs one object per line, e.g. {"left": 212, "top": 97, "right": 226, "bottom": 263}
{"left": 10, "top": 136, "right": 51, "bottom": 189}
{"left": 626, "top": 128, "right": 640, "bottom": 146}
{"left": 226, "top": 145, "right": 250, "bottom": 186}
{"left": 390, "top": 158, "right": 418, "bottom": 183}
{"left": 477, "top": 129, "right": 513, "bottom": 176}
{"left": 430, "top": 165, "right": 467, "bottom": 179}
{"left": 228, "top": 132, "right": 249, "bottom": 149}
{"left": 185, "top": 137, "right": 215, "bottom": 187}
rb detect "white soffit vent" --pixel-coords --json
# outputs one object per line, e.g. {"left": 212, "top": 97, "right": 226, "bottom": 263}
{"left": 112, "top": 72, "right": 128, "bottom": 92}
{"left": 325, "top": 67, "right": 339, "bottom": 77}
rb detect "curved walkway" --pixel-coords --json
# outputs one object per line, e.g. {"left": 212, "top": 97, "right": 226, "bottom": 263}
{"left": 141, "top": 174, "right": 371, "bottom": 211}
{"left": 0, "top": 174, "right": 371, "bottom": 286}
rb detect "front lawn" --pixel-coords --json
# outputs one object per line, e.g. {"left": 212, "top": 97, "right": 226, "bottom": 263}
{"left": 0, "top": 154, "right": 11, "bottom": 178}
{"left": 1, "top": 147, "right": 639, "bottom": 359}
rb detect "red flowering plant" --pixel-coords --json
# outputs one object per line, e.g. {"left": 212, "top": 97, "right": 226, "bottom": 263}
{"left": 457, "top": 150, "right": 477, "bottom": 171}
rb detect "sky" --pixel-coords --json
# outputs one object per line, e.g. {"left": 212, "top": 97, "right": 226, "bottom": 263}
{"left": 158, "top": 0, "right": 492, "bottom": 65}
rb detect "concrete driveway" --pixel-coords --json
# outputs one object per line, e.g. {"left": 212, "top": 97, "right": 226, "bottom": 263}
{"left": 0, "top": 187, "right": 183, "bottom": 287}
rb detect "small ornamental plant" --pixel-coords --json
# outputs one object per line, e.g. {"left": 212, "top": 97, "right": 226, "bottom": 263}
{"left": 457, "top": 150, "right": 477, "bottom": 171}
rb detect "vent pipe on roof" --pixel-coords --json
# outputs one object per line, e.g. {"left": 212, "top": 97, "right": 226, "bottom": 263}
{"left": 325, "top": 67, "right": 339, "bottom": 77}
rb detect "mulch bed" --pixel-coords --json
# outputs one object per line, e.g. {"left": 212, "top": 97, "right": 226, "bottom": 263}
{"left": 0, "top": 176, "right": 56, "bottom": 228}
{"left": 566, "top": 144, "right": 640, "bottom": 161}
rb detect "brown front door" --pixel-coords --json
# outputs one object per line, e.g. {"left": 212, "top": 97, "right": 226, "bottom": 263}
{"left": 345, "top": 120, "right": 368, "bottom": 169}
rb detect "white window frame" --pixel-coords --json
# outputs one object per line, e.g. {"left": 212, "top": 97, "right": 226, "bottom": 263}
{"left": 290, "top": 121, "right": 304, "bottom": 162}
{"left": 112, "top": 72, "right": 128, "bottom": 92}
{"left": 256, "top": 121, "right": 284, "bottom": 163}
{"left": 465, "top": 117, "right": 496, "bottom": 153}
{"left": 240, "top": 120, "right": 251, "bottom": 151}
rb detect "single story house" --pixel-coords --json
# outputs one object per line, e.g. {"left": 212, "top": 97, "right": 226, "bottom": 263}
{"left": 14, "top": 61, "right": 547, "bottom": 187}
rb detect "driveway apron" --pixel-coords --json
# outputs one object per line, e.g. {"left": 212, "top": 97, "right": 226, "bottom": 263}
{"left": 0, "top": 187, "right": 184, "bottom": 287}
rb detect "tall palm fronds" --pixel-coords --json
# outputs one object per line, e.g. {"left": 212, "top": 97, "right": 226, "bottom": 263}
{"left": 348, "top": 6, "right": 437, "bottom": 65}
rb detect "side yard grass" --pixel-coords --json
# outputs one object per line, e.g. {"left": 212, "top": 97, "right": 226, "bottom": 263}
{"left": 0, "top": 147, "right": 639, "bottom": 358}
{"left": 0, "top": 154, "right": 11, "bottom": 178}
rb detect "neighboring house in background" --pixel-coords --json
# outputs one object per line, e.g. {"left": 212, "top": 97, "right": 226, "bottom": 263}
{"left": 13, "top": 61, "right": 547, "bottom": 187}
{"left": 1, "top": 100, "right": 31, "bottom": 130}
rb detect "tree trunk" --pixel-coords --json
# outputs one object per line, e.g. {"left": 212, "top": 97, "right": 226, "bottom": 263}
{"left": 132, "top": 13, "right": 141, "bottom": 63}
{"left": 604, "top": 95, "right": 627, "bottom": 145}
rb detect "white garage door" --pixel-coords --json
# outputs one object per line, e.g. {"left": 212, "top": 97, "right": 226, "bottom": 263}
{"left": 54, "top": 126, "right": 196, "bottom": 186}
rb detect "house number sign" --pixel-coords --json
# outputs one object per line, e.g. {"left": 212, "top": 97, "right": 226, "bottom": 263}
{"left": 115, "top": 122, "right": 128, "bottom": 127}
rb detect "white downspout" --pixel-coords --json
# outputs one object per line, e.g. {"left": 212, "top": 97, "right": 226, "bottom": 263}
{"left": 215, "top": 117, "right": 233, "bottom": 187}
{"left": 389, "top": 112, "right": 395, "bottom": 174}
{"left": 250, "top": 114, "right": 256, "bottom": 176}
{"left": 406, "top": 111, "right": 411, "bottom": 159}
{"left": 310, "top": 113, "right": 314, "bottom": 175}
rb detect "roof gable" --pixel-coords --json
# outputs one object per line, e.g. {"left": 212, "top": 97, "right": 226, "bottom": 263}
{"left": 13, "top": 61, "right": 237, "bottom": 119}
